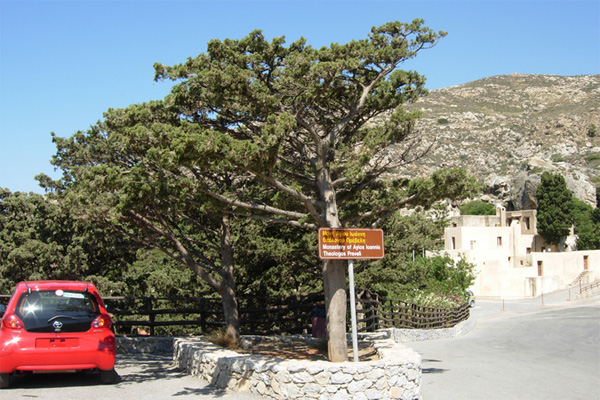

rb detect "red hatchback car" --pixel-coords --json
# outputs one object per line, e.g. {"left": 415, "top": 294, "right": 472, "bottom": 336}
{"left": 0, "top": 281, "right": 116, "bottom": 388}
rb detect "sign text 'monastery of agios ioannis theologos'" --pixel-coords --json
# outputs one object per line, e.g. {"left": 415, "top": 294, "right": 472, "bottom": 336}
{"left": 318, "top": 228, "right": 385, "bottom": 260}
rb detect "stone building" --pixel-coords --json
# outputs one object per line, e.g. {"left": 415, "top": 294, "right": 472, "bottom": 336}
{"left": 438, "top": 207, "right": 600, "bottom": 298}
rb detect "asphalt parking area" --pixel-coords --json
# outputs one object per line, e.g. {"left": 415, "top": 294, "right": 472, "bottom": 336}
{"left": 407, "top": 294, "right": 600, "bottom": 400}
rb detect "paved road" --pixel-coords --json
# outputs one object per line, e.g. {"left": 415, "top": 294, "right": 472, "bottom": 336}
{"left": 4, "top": 353, "right": 262, "bottom": 400}
{"left": 406, "top": 289, "right": 600, "bottom": 400}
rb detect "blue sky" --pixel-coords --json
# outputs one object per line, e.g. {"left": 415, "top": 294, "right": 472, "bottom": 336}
{"left": 1, "top": 0, "right": 599, "bottom": 194}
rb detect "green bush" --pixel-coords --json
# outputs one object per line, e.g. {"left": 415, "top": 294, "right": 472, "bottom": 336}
{"left": 459, "top": 200, "right": 496, "bottom": 215}
{"left": 357, "top": 255, "right": 476, "bottom": 306}
{"left": 573, "top": 197, "right": 600, "bottom": 250}
{"left": 588, "top": 123, "right": 597, "bottom": 138}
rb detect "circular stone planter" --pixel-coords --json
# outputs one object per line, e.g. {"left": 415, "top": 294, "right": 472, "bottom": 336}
{"left": 173, "top": 332, "right": 422, "bottom": 400}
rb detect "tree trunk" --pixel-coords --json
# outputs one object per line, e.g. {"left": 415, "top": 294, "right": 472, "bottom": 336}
{"left": 323, "top": 259, "right": 348, "bottom": 362}
{"left": 316, "top": 157, "right": 349, "bottom": 362}
{"left": 218, "top": 214, "right": 240, "bottom": 346}
{"left": 219, "top": 283, "right": 240, "bottom": 346}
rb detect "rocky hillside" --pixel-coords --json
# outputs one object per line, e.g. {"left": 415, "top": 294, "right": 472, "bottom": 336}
{"left": 398, "top": 73, "right": 600, "bottom": 209}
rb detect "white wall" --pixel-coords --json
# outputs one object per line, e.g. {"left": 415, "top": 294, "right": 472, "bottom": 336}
{"left": 440, "top": 222, "right": 600, "bottom": 298}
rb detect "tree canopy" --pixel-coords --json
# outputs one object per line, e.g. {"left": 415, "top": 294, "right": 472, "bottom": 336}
{"left": 40, "top": 20, "right": 485, "bottom": 361}
{"left": 572, "top": 195, "right": 600, "bottom": 250}
{"left": 536, "top": 172, "right": 575, "bottom": 247}
{"left": 0, "top": 189, "right": 136, "bottom": 294}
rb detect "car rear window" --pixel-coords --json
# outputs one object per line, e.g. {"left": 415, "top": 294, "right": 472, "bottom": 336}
{"left": 15, "top": 290, "right": 100, "bottom": 333}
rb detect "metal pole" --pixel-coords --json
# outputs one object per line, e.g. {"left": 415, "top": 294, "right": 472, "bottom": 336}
{"left": 348, "top": 260, "right": 359, "bottom": 363}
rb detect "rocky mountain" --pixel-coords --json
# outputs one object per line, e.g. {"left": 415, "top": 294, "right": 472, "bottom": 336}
{"left": 398, "top": 73, "right": 600, "bottom": 209}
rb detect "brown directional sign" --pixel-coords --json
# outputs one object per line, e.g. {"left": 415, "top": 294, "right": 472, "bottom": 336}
{"left": 318, "top": 228, "right": 384, "bottom": 260}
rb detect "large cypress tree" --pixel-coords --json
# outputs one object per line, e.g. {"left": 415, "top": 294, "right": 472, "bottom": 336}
{"left": 46, "top": 21, "right": 484, "bottom": 361}
{"left": 535, "top": 172, "right": 575, "bottom": 247}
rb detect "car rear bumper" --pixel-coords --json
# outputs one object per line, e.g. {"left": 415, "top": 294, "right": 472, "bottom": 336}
{"left": 0, "top": 332, "right": 115, "bottom": 373}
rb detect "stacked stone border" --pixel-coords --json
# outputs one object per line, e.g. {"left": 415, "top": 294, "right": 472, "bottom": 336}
{"left": 173, "top": 333, "right": 421, "bottom": 400}
{"left": 115, "top": 313, "right": 476, "bottom": 399}
{"left": 392, "top": 313, "right": 477, "bottom": 342}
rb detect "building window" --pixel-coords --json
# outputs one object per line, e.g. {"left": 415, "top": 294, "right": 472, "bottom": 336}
{"left": 524, "top": 217, "right": 530, "bottom": 230}
{"left": 584, "top": 255, "right": 589, "bottom": 271}
{"left": 470, "top": 240, "right": 476, "bottom": 250}
{"left": 526, "top": 247, "right": 532, "bottom": 254}
{"left": 497, "top": 236, "right": 503, "bottom": 247}
{"left": 537, "top": 261, "right": 543, "bottom": 276}
{"left": 451, "top": 237, "right": 456, "bottom": 250}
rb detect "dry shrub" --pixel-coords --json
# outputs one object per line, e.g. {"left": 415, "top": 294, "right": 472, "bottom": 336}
{"left": 205, "top": 328, "right": 240, "bottom": 349}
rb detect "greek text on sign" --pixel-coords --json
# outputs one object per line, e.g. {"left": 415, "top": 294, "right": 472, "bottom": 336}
{"left": 318, "top": 228, "right": 384, "bottom": 259}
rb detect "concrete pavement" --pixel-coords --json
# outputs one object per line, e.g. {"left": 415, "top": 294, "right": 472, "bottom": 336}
{"left": 5, "top": 353, "right": 263, "bottom": 400}
{"left": 405, "top": 289, "right": 600, "bottom": 400}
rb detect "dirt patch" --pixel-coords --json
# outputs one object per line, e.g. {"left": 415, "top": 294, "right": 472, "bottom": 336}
{"left": 235, "top": 337, "right": 379, "bottom": 361}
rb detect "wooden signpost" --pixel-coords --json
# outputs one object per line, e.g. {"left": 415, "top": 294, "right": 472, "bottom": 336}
{"left": 318, "top": 228, "right": 384, "bottom": 362}
{"left": 318, "top": 228, "right": 384, "bottom": 260}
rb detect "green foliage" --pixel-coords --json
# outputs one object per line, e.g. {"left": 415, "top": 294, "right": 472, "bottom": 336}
{"left": 356, "top": 254, "right": 475, "bottom": 305}
{"left": 0, "top": 189, "right": 136, "bottom": 294}
{"left": 572, "top": 197, "right": 600, "bottom": 250}
{"left": 402, "top": 292, "right": 464, "bottom": 308}
{"left": 235, "top": 221, "right": 322, "bottom": 296}
{"left": 588, "top": 123, "right": 597, "bottom": 138}
{"left": 536, "top": 172, "right": 574, "bottom": 246}
{"left": 459, "top": 200, "right": 496, "bottom": 215}
{"left": 150, "top": 20, "right": 448, "bottom": 231}
{"left": 122, "top": 249, "right": 214, "bottom": 298}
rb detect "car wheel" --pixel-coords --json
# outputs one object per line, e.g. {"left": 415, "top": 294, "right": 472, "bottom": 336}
{"left": 0, "top": 373, "right": 10, "bottom": 389}
{"left": 100, "top": 369, "right": 117, "bottom": 384}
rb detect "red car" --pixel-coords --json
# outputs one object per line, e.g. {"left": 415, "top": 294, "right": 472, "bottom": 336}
{"left": 0, "top": 281, "right": 116, "bottom": 388}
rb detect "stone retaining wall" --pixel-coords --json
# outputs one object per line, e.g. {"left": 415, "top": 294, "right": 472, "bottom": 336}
{"left": 391, "top": 314, "right": 477, "bottom": 342}
{"left": 117, "top": 336, "right": 174, "bottom": 354}
{"left": 173, "top": 333, "right": 422, "bottom": 400}
{"left": 116, "top": 315, "right": 477, "bottom": 399}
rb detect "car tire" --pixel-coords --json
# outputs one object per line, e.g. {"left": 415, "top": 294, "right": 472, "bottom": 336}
{"left": 100, "top": 368, "right": 117, "bottom": 384}
{"left": 0, "top": 373, "right": 10, "bottom": 389}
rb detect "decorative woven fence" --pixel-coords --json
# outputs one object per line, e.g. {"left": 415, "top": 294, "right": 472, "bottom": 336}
{"left": 354, "top": 289, "right": 470, "bottom": 332}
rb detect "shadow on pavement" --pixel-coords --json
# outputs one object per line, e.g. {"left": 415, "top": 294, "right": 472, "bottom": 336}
{"left": 8, "top": 370, "right": 109, "bottom": 389}
{"left": 116, "top": 353, "right": 188, "bottom": 384}
{"left": 421, "top": 358, "right": 448, "bottom": 374}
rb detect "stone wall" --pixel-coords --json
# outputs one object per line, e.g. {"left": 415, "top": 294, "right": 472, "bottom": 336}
{"left": 391, "top": 314, "right": 477, "bottom": 342}
{"left": 116, "top": 315, "right": 478, "bottom": 399}
{"left": 173, "top": 334, "right": 422, "bottom": 400}
{"left": 117, "top": 336, "right": 174, "bottom": 354}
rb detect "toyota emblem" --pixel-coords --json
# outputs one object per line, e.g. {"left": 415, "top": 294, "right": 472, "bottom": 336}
{"left": 53, "top": 320, "right": 63, "bottom": 330}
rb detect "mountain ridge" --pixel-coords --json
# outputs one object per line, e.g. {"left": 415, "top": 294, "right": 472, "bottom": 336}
{"left": 399, "top": 73, "right": 600, "bottom": 208}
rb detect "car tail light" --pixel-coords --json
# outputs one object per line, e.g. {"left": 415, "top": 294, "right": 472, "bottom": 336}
{"left": 92, "top": 314, "right": 112, "bottom": 330}
{"left": 2, "top": 314, "right": 24, "bottom": 329}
